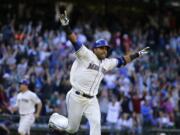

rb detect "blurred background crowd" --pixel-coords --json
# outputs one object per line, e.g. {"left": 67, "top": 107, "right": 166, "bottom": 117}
{"left": 0, "top": 0, "right": 180, "bottom": 135}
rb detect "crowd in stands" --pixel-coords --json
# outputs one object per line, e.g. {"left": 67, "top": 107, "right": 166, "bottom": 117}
{"left": 0, "top": 7, "right": 180, "bottom": 135}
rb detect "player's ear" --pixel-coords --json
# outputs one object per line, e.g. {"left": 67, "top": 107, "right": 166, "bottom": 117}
{"left": 93, "top": 48, "right": 98, "bottom": 53}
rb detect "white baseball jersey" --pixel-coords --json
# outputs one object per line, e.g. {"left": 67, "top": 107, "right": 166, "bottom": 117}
{"left": 70, "top": 45, "right": 119, "bottom": 96}
{"left": 16, "top": 90, "right": 41, "bottom": 115}
{"left": 106, "top": 102, "right": 120, "bottom": 123}
{"left": 49, "top": 44, "right": 125, "bottom": 135}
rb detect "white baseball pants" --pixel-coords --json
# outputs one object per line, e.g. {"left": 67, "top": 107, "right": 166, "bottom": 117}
{"left": 50, "top": 89, "right": 101, "bottom": 135}
{"left": 18, "top": 113, "right": 35, "bottom": 135}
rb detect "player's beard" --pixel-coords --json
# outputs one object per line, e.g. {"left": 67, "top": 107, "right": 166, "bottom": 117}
{"left": 94, "top": 48, "right": 108, "bottom": 60}
{"left": 99, "top": 53, "right": 107, "bottom": 60}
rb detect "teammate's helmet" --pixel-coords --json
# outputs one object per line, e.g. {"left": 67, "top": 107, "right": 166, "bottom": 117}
{"left": 19, "top": 79, "right": 29, "bottom": 86}
{"left": 93, "top": 39, "right": 110, "bottom": 49}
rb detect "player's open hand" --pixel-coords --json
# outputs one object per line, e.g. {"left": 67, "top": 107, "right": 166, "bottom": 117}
{"left": 138, "top": 46, "right": 151, "bottom": 56}
{"left": 58, "top": 10, "right": 69, "bottom": 26}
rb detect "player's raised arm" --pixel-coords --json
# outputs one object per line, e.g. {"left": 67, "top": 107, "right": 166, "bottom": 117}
{"left": 116, "top": 47, "right": 151, "bottom": 67}
{"left": 58, "top": 10, "right": 82, "bottom": 51}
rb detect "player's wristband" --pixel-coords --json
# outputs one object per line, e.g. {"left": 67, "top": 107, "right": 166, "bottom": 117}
{"left": 73, "top": 41, "right": 82, "bottom": 51}
{"left": 122, "top": 56, "right": 127, "bottom": 65}
{"left": 130, "top": 53, "right": 139, "bottom": 60}
{"left": 64, "top": 25, "right": 72, "bottom": 35}
{"left": 116, "top": 56, "right": 126, "bottom": 67}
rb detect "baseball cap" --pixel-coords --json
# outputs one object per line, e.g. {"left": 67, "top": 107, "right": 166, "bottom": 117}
{"left": 19, "top": 79, "right": 29, "bottom": 86}
{"left": 93, "top": 39, "right": 110, "bottom": 49}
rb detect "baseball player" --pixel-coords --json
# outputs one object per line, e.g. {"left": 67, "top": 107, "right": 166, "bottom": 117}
{"left": 48, "top": 10, "right": 150, "bottom": 135}
{"left": 12, "top": 79, "right": 42, "bottom": 135}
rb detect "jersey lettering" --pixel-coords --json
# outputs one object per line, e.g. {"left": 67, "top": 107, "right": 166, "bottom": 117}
{"left": 87, "top": 63, "right": 107, "bottom": 74}
{"left": 19, "top": 98, "right": 29, "bottom": 103}
{"left": 87, "top": 63, "right": 99, "bottom": 71}
{"left": 71, "top": 46, "right": 118, "bottom": 96}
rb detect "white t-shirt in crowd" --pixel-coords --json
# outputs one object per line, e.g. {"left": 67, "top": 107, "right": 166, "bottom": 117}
{"left": 106, "top": 102, "right": 120, "bottom": 123}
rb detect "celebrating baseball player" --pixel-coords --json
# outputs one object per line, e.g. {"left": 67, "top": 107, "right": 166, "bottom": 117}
{"left": 12, "top": 79, "right": 42, "bottom": 135}
{"left": 48, "top": 10, "right": 150, "bottom": 135}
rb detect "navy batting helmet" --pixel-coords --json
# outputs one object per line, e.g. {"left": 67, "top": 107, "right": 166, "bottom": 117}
{"left": 93, "top": 39, "right": 110, "bottom": 49}
{"left": 19, "top": 79, "right": 29, "bottom": 86}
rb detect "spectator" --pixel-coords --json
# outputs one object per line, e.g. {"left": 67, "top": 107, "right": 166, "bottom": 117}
{"left": 106, "top": 95, "right": 120, "bottom": 135}
{"left": 117, "top": 113, "right": 133, "bottom": 134}
{"left": 141, "top": 99, "right": 154, "bottom": 127}
{"left": 0, "top": 85, "right": 9, "bottom": 114}
{"left": 132, "top": 112, "right": 142, "bottom": 135}
{"left": 120, "top": 94, "right": 133, "bottom": 114}
{"left": 157, "top": 111, "right": 174, "bottom": 128}
{"left": 162, "top": 97, "right": 175, "bottom": 122}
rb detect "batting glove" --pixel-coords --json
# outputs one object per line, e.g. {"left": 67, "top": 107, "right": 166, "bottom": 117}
{"left": 138, "top": 46, "right": 151, "bottom": 56}
{"left": 58, "top": 10, "right": 69, "bottom": 26}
